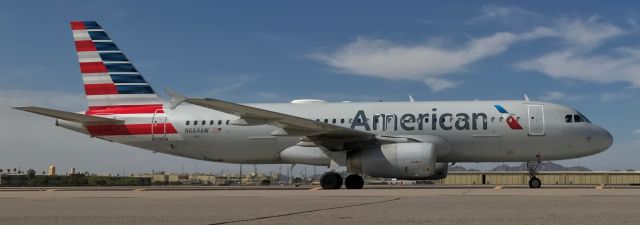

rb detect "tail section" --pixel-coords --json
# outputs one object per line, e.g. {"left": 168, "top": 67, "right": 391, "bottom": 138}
{"left": 70, "top": 21, "right": 163, "bottom": 114}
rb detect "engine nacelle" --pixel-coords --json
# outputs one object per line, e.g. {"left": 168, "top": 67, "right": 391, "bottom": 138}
{"left": 279, "top": 145, "right": 332, "bottom": 166}
{"left": 424, "top": 162, "right": 448, "bottom": 180}
{"left": 347, "top": 143, "right": 436, "bottom": 180}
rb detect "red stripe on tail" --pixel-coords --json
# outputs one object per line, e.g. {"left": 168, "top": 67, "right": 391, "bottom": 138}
{"left": 84, "top": 83, "right": 118, "bottom": 95}
{"left": 70, "top": 21, "right": 85, "bottom": 30}
{"left": 75, "top": 40, "right": 97, "bottom": 52}
{"left": 80, "top": 62, "right": 108, "bottom": 73}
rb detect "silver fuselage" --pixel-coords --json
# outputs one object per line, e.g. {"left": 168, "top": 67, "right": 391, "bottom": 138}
{"left": 65, "top": 100, "right": 612, "bottom": 165}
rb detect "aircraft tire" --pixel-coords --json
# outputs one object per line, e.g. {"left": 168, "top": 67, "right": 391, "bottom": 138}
{"left": 528, "top": 177, "right": 542, "bottom": 188}
{"left": 320, "top": 172, "right": 343, "bottom": 189}
{"left": 345, "top": 174, "right": 364, "bottom": 189}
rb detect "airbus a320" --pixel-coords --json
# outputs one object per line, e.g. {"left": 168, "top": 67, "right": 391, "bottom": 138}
{"left": 16, "top": 21, "right": 613, "bottom": 189}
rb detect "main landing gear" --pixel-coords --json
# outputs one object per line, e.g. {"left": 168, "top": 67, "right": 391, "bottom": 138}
{"left": 320, "top": 172, "right": 364, "bottom": 189}
{"left": 320, "top": 172, "right": 343, "bottom": 189}
{"left": 527, "top": 160, "right": 542, "bottom": 188}
{"left": 345, "top": 174, "right": 364, "bottom": 189}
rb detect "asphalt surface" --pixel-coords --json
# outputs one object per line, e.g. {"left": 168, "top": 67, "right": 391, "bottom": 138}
{"left": 1, "top": 186, "right": 639, "bottom": 225}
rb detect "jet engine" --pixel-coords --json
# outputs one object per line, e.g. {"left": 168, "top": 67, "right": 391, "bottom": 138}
{"left": 425, "top": 162, "right": 448, "bottom": 180}
{"left": 347, "top": 142, "right": 437, "bottom": 180}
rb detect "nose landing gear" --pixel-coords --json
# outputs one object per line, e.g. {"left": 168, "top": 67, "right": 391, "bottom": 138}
{"left": 527, "top": 160, "right": 542, "bottom": 188}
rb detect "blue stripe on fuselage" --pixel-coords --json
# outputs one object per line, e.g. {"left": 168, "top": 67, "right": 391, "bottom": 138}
{"left": 494, "top": 105, "right": 508, "bottom": 113}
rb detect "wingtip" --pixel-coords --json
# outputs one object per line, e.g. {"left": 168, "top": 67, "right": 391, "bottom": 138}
{"left": 12, "top": 106, "right": 31, "bottom": 111}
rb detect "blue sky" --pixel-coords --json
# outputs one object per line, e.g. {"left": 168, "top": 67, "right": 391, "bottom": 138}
{"left": 0, "top": 1, "right": 639, "bottom": 174}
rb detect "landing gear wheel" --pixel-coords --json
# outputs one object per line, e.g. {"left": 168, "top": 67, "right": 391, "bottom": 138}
{"left": 320, "top": 172, "right": 343, "bottom": 189}
{"left": 526, "top": 159, "right": 542, "bottom": 188}
{"left": 344, "top": 174, "right": 364, "bottom": 189}
{"left": 529, "top": 177, "right": 542, "bottom": 188}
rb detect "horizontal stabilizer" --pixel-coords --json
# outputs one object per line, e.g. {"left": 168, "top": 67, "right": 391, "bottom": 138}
{"left": 14, "top": 106, "right": 123, "bottom": 125}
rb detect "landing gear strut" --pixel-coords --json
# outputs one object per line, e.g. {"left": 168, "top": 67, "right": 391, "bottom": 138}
{"left": 527, "top": 160, "right": 542, "bottom": 188}
{"left": 320, "top": 172, "right": 343, "bottom": 189}
{"left": 345, "top": 174, "right": 364, "bottom": 189}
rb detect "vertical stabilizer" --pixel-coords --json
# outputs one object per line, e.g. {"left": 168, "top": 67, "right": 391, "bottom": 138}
{"left": 70, "top": 21, "right": 163, "bottom": 114}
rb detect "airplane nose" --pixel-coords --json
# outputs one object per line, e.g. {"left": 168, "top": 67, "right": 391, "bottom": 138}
{"left": 596, "top": 127, "right": 613, "bottom": 151}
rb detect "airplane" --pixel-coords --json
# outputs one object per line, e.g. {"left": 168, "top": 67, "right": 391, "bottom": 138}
{"left": 15, "top": 21, "right": 613, "bottom": 189}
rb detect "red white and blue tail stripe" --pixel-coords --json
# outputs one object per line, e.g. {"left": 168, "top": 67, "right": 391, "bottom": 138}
{"left": 71, "top": 21, "right": 180, "bottom": 142}
{"left": 71, "top": 21, "right": 164, "bottom": 115}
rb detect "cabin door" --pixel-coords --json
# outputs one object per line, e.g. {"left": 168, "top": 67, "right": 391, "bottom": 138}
{"left": 527, "top": 105, "right": 545, "bottom": 136}
{"left": 151, "top": 109, "right": 167, "bottom": 140}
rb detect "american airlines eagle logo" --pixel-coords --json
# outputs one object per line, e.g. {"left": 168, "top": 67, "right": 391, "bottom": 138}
{"left": 494, "top": 105, "right": 523, "bottom": 130}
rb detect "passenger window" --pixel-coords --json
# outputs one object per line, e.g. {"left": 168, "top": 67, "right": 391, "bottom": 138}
{"left": 186, "top": 121, "right": 190, "bottom": 125}
{"left": 491, "top": 117, "right": 495, "bottom": 122}
{"left": 324, "top": 119, "right": 328, "bottom": 123}
{"left": 499, "top": 117, "right": 504, "bottom": 122}
{"left": 218, "top": 120, "right": 222, "bottom": 125}
{"left": 565, "top": 115, "right": 572, "bottom": 123}
{"left": 316, "top": 119, "right": 320, "bottom": 122}
{"left": 226, "top": 120, "right": 229, "bottom": 125}
{"left": 332, "top": 119, "right": 336, "bottom": 124}
{"left": 340, "top": 118, "right": 345, "bottom": 124}
{"left": 210, "top": 120, "right": 214, "bottom": 125}
{"left": 574, "top": 115, "right": 583, "bottom": 123}
{"left": 425, "top": 118, "right": 429, "bottom": 123}
{"left": 194, "top": 120, "right": 198, "bottom": 125}
{"left": 349, "top": 118, "right": 353, "bottom": 123}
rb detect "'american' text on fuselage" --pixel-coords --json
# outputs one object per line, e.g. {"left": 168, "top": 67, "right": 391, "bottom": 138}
{"left": 350, "top": 109, "right": 489, "bottom": 131}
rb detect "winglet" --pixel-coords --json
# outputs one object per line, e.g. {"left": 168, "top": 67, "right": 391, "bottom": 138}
{"left": 164, "top": 89, "right": 186, "bottom": 110}
{"left": 409, "top": 95, "right": 415, "bottom": 102}
{"left": 524, "top": 94, "right": 530, "bottom": 102}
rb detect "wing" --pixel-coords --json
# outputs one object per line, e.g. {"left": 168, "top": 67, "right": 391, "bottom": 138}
{"left": 167, "top": 91, "right": 378, "bottom": 151}
{"left": 14, "top": 106, "right": 123, "bottom": 125}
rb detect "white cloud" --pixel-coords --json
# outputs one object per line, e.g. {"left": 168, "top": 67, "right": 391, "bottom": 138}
{"left": 311, "top": 32, "right": 520, "bottom": 91}
{"left": 313, "top": 13, "right": 632, "bottom": 91}
{"left": 634, "top": 129, "right": 640, "bottom": 134}
{"left": 516, "top": 48, "right": 640, "bottom": 86}
{"left": 423, "top": 78, "right": 460, "bottom": 92}
{"left": 539, "top": 16, "right": 625, "bottom": 49}
{"left": 601, "top": 91, "right": 631, "bottom": 102}
{"left": 515, "top": 17, "right": 640, "bottom": 87}
{"left": 202, "top": 75, "right": 254, "bottom": 96}
{"left": 538, "top": 91, "right": 582, "bottom": 101}
{"left": 538, "top": 91, "right": 585, "bottom": 102}
{"left": 470, "top": 5, "right": 538, "bottom": 22}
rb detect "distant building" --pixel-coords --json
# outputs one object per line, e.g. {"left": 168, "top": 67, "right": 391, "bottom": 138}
{"left": 47, "top": 165, "right": 56, "bottom": 176}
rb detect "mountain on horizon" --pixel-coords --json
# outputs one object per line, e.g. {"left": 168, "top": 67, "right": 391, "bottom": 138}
{"left": 449, "top": 161, "right": 591, "bottom": 172}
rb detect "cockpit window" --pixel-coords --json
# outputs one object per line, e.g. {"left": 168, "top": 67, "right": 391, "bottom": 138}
{"left": 574, "top": 115, "right": 584, "bottom": 123}
{"left": 576, "top": 112, "right": 591, "bottom": 123}
{"left": 565, "top": 115, "right": 572, "bottom": 123}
